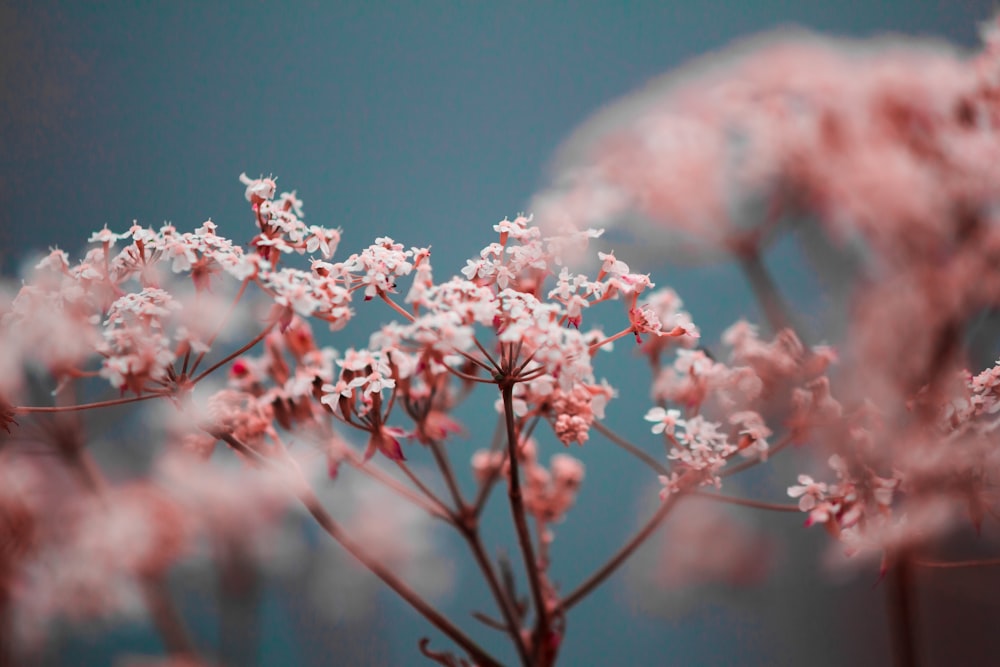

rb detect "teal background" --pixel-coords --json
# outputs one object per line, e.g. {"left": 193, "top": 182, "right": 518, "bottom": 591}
{"left": 2, "top": 2, "right": 994, "bottom": 665}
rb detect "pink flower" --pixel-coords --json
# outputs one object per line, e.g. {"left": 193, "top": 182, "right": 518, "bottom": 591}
{"left": 550, "top": 385, "right": 604, "bottom": 445}
{"left": 88, "top": 225, "right": 129, "bottom": 247}
{"left": 364, "top": 425, "right": 407, "bottom": 462}
{"left": 729, "top": 410, "right": 772, "bottom": 459}
{"left": 414, "top": 410, "right": 465, "bottom": 445}
{"left": 239, "top": 172, "right": 277, "bottom": 204}
{"left": 787, "top": 475, "right": 828, "bottom": 512}
{"left": 644, "top": 406, "right": 682, "bottom": 435}
{"left": 597, "top": 250, "right": 630, "bottom": 280}
{"left": 471, "top": 449, "right": 505, "bottom": 483}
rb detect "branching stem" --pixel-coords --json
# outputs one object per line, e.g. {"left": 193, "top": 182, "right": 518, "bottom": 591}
{"left": 501, "top": 382, "right": 550, "bottom": 661}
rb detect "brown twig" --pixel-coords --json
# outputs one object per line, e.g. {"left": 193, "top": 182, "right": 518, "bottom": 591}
{"left": 914, "top": 557, "right": 1000, "bottom": 569}
{"left": 886, "top": 554, "right": 920, "bottom": 667}
{"left": 298, "top": 487, "right": 502, "bottom": 667}
{"left": 501, "top": 382, "right": 550, "bottom": 661}
{"left": 559, "top": 472, "right": 698, "bottom": 611}
{"left": 592, "top": 421, "right": 668, "bottom": 475}
{"left": 192, "top": 321, "right": 276, "bottom": 384}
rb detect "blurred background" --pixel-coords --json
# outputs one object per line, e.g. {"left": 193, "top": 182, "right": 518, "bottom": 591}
{"left": 2, "top": 1, "right": 997, "bottom": 665}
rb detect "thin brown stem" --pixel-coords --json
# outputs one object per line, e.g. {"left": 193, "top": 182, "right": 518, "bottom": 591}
{"left": 736, "top": 250, "right": 800, "bottom": 339}
{"left": 592, "top": 421, "right": 668, "bottom": 475}
{"left": 514, "top": 349, "right": 538, "bottom": 376}
{"left": 74, "top": 448, "right": 111, "bottom": 498}
{"left": 694, "top": 490, "right": 800, "bottom": 512}
{"left": 379, "top": 292, "right": 417, "bottom": 322}
{"left": 473, "top": 414, "right": 540, "bottom": 519}
{"left": 501, "top": 382, "right": 550, "bottom": 660}
{"left": 471, "top": 611, "right": 510, "bottom": 633}
{"left": 189, "top": 277, "right": 250, "bottom": 375}
{"left": 473, "top": 336, "right": 502, "bottom": 374}
{"left": 214, "top": 432, "right": 271, "bottom": 467}
{"left": 914, "top": 557, "right": 1000, "bottom": 569}
{"left": 339, "top": 450, "right": 449, "bottom": 521}
{"left": 449, "top": 346, "right": 497, "bottom": 374}
{"left": 560, "top": 472, "right": 697, "bottom": 612}
{"left": 395, "top": 460, "right": 455, "bottom": 520}
{"left": 192, "top": 321, "right": 276, "bottom": 385}
{"left": 428, "top": 439, "right": 467, "bottom": 511}
{"left": 720, "top": 434, "right": 793, "bottom": 478}
{"left": 444, "top": 365, "right": 496, "bottom": 385}
{"left": 217, "top": 429, "right": 449, "bottom": 521}
{"left": 886, "top": 554, "right": 920, "bottom": 667}
{"left": 462, "top": 529, "right": 531, "bottom": 667}
{"left": 515, "top": 369, "right": 549, "bottom": 383}
{"left": 588, "top": 327, "right": 633, "bottom": 355}
{"left": 16, "top": 393, "right": 162, "bottom": 414}
{"left": 298, "top": 488, "right": 502, "bottom": 667}
{"left": 472, "top": 415, "right": 510, "bottom": 516}
{"left": 141, "top": 577, "right": 199, "bottom": 659}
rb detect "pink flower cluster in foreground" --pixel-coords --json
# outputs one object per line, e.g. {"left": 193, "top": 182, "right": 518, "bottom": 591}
{"left": 3, "top": 15, "right": 1000, "bottom": 667}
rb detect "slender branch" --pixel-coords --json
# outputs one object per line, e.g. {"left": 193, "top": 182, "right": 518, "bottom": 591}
{"left": 192, "top": 321, "right": 276, "bottom": 384}
{"left": 515, "top": 369, "right": 549, "bottom": 383}
{"left": 74, "top": 448, "right": 111, "bottom": 497}
{"left": 379, "top": 293, "right": 500, "bottom": 381}
{"left": 462, "top": 529, "right": 531, "bottom": 667}
{"left": 736, "top": 250, "right": 797, "bottom": 336}
{"left": 501, "top": 382, "right": 550, "bottom": 658}
{"left": 141, "top": 577, "right": 199, "bottom": 659}
{"left": 379, "top": 292, "right": 417, "bottom": 322}
{"left": 694, "top": 490, "right": 800, "bottom": 512}
{"left": 15, "top": 393, "right": 162, "bottom": 414}
{"left": 588, "top": 328, "right": 633, "bottom": 354}
{"left": 338, "top": 448, "right": 450, "bottom": 521}
{"left": 0, "top": 595, "right": 12, "bottom": 667}
{"left": 395, "top": 460, "right": 455, "bottom": 520}
{"left": 473, "top": 337, "right": 502, "bottom": 374}
{"left": 914, "top": 557, "right": 1000, "bottom": 569}
{"left": 736, "top": 247, "right": 833, "bottom": 389}
{"left": 425, "top": 416, "right": 525, "bottom": 662}
{"left": 223, "top": 433, "right": 501, "bottom": 667}
{"left": 297, "top": 487, "right": 503, "bottom": 667}
{"left": 444, "top": 365, "right": 496, "bottom": 385}
{"left": 720, "top": 434, "right": 793, "bottom": 478}
{"left": 189, "top": 277, "right": 250, "bottom": 375}
{"left": 451, "top": 347, "right": 499, "bottom": 375}
{"left": 214, "top": 432, "right": 271, "bottom": 467}
{"left": 886, "top": 554, "right": 920, "bottom": 667}
{"left": 514, "top": 349, "right": 538, "bottom": 376}
{"left": 560, "top": 473, "right": 696, "bottom": 611}
{"left": 472, "top": 611, "right": 510, "bottom": 633}
{"left": 472, "top": 415, "right": 510, "bottom": 516}
{"left": 592, "top": 421, "right": 668, "bottom": 475}
{"left": 216, "top": 429, "right": 449, "bottom": 521}
{"left": 429, "top": 439, "right": 467, "bottom": 511}
{"left": 472, "top": 414, "right": 542, "bottom": 519}
{"left": 215, "top": 536, "right": 261, "bottom": 667}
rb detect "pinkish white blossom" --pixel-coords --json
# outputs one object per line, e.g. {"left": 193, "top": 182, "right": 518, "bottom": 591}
{"left": 239, "top": 172, "right": 277, "bottom": 203}
{"left": 644, "top": 406, "right": 682, "bottom": 435}
{"left": 666, "top": 415, "right": 738, "bottom": 487}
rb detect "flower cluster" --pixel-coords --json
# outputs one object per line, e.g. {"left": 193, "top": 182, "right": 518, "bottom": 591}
{"left": 534, "top": 26, "right": 1000, "bottom": 267}
{"left": 7, "top": 15, "right": 1000, "bottom": 665}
